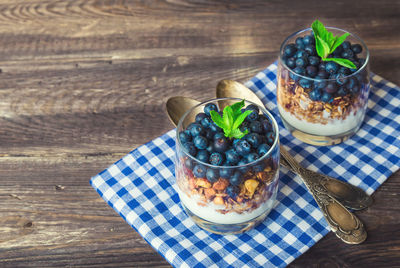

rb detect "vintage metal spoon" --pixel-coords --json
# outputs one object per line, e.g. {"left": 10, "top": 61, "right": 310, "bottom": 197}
{"left": 165, "top": 95, "right": 367, "bottom": 244}
{"left": 216, "top": 79, "right": 373, "bottom": 211}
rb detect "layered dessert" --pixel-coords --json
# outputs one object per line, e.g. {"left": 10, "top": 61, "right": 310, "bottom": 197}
{"left": 175, "top": 99, "right": 279, "bottom": 232}
{"left": 277, "top": 20, "right": 370, "bottom": 141}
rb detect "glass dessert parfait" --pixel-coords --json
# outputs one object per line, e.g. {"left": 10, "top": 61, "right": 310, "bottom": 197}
{"left": 175, "top": 98, "right": 280, "bottom": 234}
{"left": 277, "top": 23, "right": 370, "bottom": 146}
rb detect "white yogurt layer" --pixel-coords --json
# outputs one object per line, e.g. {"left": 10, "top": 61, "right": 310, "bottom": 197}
{"left": 177, "top": 188, "right": 277, "bottom": 224}
{"left": 278, "top": 104, "right": 365, "bottom": 136}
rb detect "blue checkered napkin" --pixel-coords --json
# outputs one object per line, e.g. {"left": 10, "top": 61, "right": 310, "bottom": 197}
{"left": 91, "top": 62, "right": 400, "bottom": 268}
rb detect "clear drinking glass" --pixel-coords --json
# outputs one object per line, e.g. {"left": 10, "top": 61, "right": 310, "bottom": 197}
{"left": 277, "top": 27, "right": 370, "bottom": 146}
{"left": 175, "top": 98, "right": 280, "bottom": 234}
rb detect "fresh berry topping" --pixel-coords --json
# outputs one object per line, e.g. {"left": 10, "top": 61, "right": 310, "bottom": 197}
{"left": 285, "top": 57, "right": 296, "bottom": 69}
{"left": 220, "top": 168, "right": 233, "bottom": 179}
{"left": 265, "top": 131, "right": 275, "bottom": 145}
{"left": 225, "top": 148, "right": 240, "bottom": 165}
{"left": 321, "top": 92, "right": 332, "bottom": 103}
{"left": 204, "top": 103, "right": 218, "bottom": 116}
{"left": 325, "top": 82, "right": 338, "bottom": 94}
{"left": 303, "top": 34, "right": 315, "bottom": 45}
{"left": 295, "top": 56, "right": 308, "bottom": 68}
{"left": 195, "top": 113, "right": 207, "bottom": 123}
{"left": 305, "top": 66, "right": 318, "bottom": 78}
{"left": 206, "top": 168, "right": 219, "bottom": 183}
{"left": 335, "top": 73, "right": 348, "bottom": 85}
{"left": 193, "top": 164, "right": 206, "bottom": 178}
{"left": 351, "top": 44, "right": 362, "bottom": 54}
{"left": 209, "top": 152, "right": 224, "bottom": 166}
{"left": 183, "top": 142, "right": 197, "bottom": 156}
{"left": 189, "top": 123, "right": 205, "bottom": 137}
{"left": 308, "top": 56, "right": 320, "bottom": 66}
{"left": 196, "top": 150, "right": 209, "bottom": 163}
{"left": 193, "top": 135, "right": 208, "bottom": 150}
{"left": 295, "top": 37, "right": 305, "bottom": 49}
{"left": 235, "top": 140, "right": 251, "bottom": 156}
{"left": 304, "top": 45, "right": 316, "bottom": 56}
{"left": 249, "top": 121, "right": 263, "bottom": 133}
{"left": 179, "top": 131, "right": 192, "bottom": 143}
{"left": 309, "top": 89, "right": 322, "bottom": 101}
{"left": 299, "top": 78, "right": 312, "bottom": 89}
{"left": 325, "top": 61, "right": 339, "bottom": 74}
{"left": 213, "top": 132, "right": 225, "bottom": 140}
{"left": 230, "top": 171, "right": 243, "bottom": 186}
{"left": 245, "top": 133, "right": 262, "bottom": 148}
{"left": 257, "top": 143, "right": 271, "bottom": 156}
{"left": 246, "top": 153, "right": 259, "bottom": 163}
{"left": 200, "top": 116, "right": 212, "bottom": 128}
{"left": 283, "top": 43, "right": 297, "bottom": 57}
{"left": 213, "top": 137, "right": 229, "bottom": 153}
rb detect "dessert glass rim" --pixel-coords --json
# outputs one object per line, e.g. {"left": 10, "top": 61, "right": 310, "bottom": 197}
{"left": 176, "top": 97, "right": 280, "bottom": 169}
{"left": 279, "top": 26, "right": 370, "bottom": 81}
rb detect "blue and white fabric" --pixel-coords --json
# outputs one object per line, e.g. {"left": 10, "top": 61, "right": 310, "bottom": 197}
{"left": 91, "top": 62, "right": 400, "bottom": 268}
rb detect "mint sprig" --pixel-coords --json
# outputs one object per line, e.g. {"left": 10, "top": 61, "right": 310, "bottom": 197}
{"left": 311, "top": 20, "right": 357, "bottom": 69}
{"left": 210, "top": 100, "right": 252, "bottom": 139}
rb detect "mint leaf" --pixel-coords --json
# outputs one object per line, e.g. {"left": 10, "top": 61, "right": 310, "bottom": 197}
{"left": 209, "top": 100, "right": 253, "bottom": 139}
{"left": 232, "top": 110, "right": 252, "bottom": 130}
{"left": 311, "top": 20, "right": 358, "bottom": 70}
{"left": 316, "top": 35, "right": 330, "bottom": 58}
{"left": 210, "top": 110, "right": 224, "bottom": 129}
{"left": 230, "top": 128, "right": 248, "bottom": 139}
{"left": 230, "top": 100, "right": 245, "bottom": 119}
{"left": 330, "top": 32, "right": 349, "bottom": 53}
{"left": 223, "top": 106, "right": 234, "bottom": 131}
{"left": 324, "top": 58, "right": 357, "bottom": 69}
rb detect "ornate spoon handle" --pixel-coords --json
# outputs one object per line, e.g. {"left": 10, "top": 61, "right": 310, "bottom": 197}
{"left": 280, "top": 147, "right": 367, "bottom": 244}
{"left": 280, "top": 146, "right": 372, "bottom": 210}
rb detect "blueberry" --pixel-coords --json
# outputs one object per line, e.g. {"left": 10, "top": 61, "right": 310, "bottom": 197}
{"left": 303, "top": 34, "right": 314, "bottom": 45}
{"left": 209, "top": 152, "right": 224, "bottom": 166}
{"left": 295, "top": 56, "right": 308, "bottom": 68}
{"left": 337, "top": 87, "right": 347, "bottom": 96}
{"left": 314, "top": 80, "right": 327, "bottom": 90}
{"left": 325, "top": 61, "right": 339, "bottom": 74}
{"left": 341, "top": 49, "right": 354, "bottom": 59}
{"left": 295, "top": 50, "right": 308, "bottom": 59}
{"left": 226, "top": 186, "right": 238, "bottom": 198}
{"left": 230, "top": 171, "right": 243, "bottom": 186}
{"left": 351, "top": 44, "right": 362, "bottom": 54}
{"left": 245, "top": 133, "right": 261, "bottom": 148}
{"left": 341, "top": 41, "right": 351, "bottom": 50}
{"left": 185, "top": 158, "right": 194, "bottom": 170}
{"left": 246, "top": 152, "right": 259, "bottom": 163}
{"left": 260, "top": 119, "right": 272, "bottom": 133}
{"left": 335, "top": 73, "right": 348, "bottom": 86}
{"left": 209, "top": 122, "right": 220, "bottom": 133}
{"left": 338, "top": 67, "right": 351, "bottom": 75}
{"left": 249, "top": 121, "right": 263, "bottom": 133}
{"left": 246, "top": 104, "right": 259, "bottom": 114}
{"left": 225, "top": 148, "right": 240, "bottom": 165}
{"left": 265, "top": 131, "right": 275, "bottom": 145}
{"left": 193, "top": 164, "right": 206, "bottom": 178}
{"left": 205, "top": 130, "right": 215, "bottom": 140}
{"left": 309, "top": 88, "right": 322, "bottom": 101}
{"left": 183, "top": 142, "right": 197, "bottom": 156}
{"left": 333, "top": 45, "right": 343, "bottom": 55}
{"left": 195, "top": 113, "right": 207, "bottom": 123}
{"left": 193, "top": 135, "right": 208, "bottom": 150}
{"left": 293, "top": 66, "right": 306, "bottom": 76}
{"left": 283, "top": 43, "right": 297, "bottom": 57}
{"left": 257, "top": 143, "right": 271, "bottom": 156}
{"left": 295, "top": 37, "right": 305, "bottom": 49}
{"left": 325, "top": 82, "right": 338, "bottom": 94}
{"left": 308, "top": 56, "right": 320, "bottom": 66}
{"left": 190, "top": 123, "right": 205, "bottom": 137}
{"left": 235, "top": 139, "right": 251, "bottom": 156}
{"left": 318, "top": 62, "right": 326, "bottom": 71}
{"left": 304, "top": 45, "right": 316, "bottom": 56}
{"left": 179, "top": 131, "right": 192, "bottom": 143}
{"left": 253, "top": 160, "right": 266, "bottom": 172}
{"left": 196, "top": 150, "right": 209, "bottom": 163}
{"left": 346, "top": 77, "right": 359, "bottom": 90}
{"left": 299, "top": 78, "right": 312, "bottom": 89}
{"left": 201, "top": 117, "right": 212, "bottom": 128}
{"left": 204, "top": 103, "right": 218, "bottom": 116}
{"left": 240, "top": 123, "right": 250, "bottom": 133}
{"left": 305, "top": 66, "right": 318, "bottom": 78}
{"left": 321, "top": 92, "right": 332, "bottom": 103}
{"left": 316, "top": 70, "right": 329, "bottom": 79}
{"left": 206, "top": 144, "right": 214, "bottom": 153}
{"left": 220, "top": 168, "right": 233, "bottom": 179}
{"left": 232, "top": 138, "right": 241, "bottom": 147}
{"left": 285, "top": 57, "right": 296, "bottom": 69}
{"left": 214, "top": 137, "right": 229, "bottom": 153}
{"left": 237, "top": 159, "right": 249, "bottom": 173}
{"left": 349, "top": 84, "right": 360, "bottom": 95}
{"left": 214, "top": 132, "right": 225, "bottom": 140}
{"left": 206, "top": 168, "right": 219, "bottom": 183}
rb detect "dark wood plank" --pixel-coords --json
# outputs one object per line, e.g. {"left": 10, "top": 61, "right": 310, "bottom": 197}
{"left": 0, "top": 0, "right": 399, "bottom": 267}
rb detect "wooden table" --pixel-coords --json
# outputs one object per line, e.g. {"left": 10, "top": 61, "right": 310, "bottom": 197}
{"left": 1, "top": 1, "right": 399, "bottom": 267}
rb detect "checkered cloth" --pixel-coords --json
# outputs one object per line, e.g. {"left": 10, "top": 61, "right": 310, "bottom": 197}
{"left": 91, "top": 62, "right": 400, "bottom": 268}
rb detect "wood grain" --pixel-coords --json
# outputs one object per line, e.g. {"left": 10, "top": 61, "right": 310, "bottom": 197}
{"left": 0, "top": 0, "right": 399, "bottom": 267}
